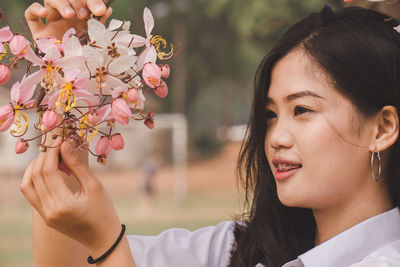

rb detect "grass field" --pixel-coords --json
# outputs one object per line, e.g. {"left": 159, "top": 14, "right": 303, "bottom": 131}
{"left": 0, "top": 143, "right": 243, "bottom": 267}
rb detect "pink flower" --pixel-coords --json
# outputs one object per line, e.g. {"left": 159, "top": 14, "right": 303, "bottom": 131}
{"left": 11, "top": 78, "right": 36, "bottom": 108}
{"left": 0, "top": 26, "right": 13, "bottom": 42}
{"left": 154, "top": 81, "right": 168, "bottom": 98}
{"left": 0, "top": 104, "right": 14, "bottom": 132}
{"left": 10, "top": 35, "right": 29, "bottom": 59}
{"left": 0, "top": 64, "right": 10, "bottom": 84}
{"left": 15, "top": 138, "right": 29, "bottom": 154}
{"left": 47, "top": 69, "right": 96, "bottom": 111}
{"left": 142, "top": 62, "right": 161, "bottom": 88}
{"left": 42, "top": 110, "right": 58, "bottom": 130}
{"left": 126, "top": 88, "right": 138, "bottom": 103}
{"left": 132, "top": 7, "right": 158, "bottom": 71}
{"left": 111, "top": 98, "right": 132, "bottom": 126}
{"left": 95, "top": 136, "right": 112, "bottom": 156}
{"left": 144, "top": 111, "right": 155, "bottom": 129}
{"left": 111, "top": 133, "right": 124, "bottom": 150}
{"left": 160, "top": 64, "right": 170, "bottom": 79}
{"left": 21, "top": 45, "right": 85, "bottom": 92}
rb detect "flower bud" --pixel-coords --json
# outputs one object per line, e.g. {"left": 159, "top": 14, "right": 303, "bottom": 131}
{"left": 126, "top": 88, "right": 138, "bottom": 103}
{"left": 43, "top": 110, "right": 58, "bottom": 130}
{"left": 0, "top": 26, "right": 13, "bottom": 42}
{"left": 112, "top": 98, "right": 132, "bottom": 126}
{"left": 144, "top": 111, "right": 155, "bottom": 129}
{"left": 111, "top": 133, "right": 124, "bottom": 150}
{"left": 95, "top": 136, "right": 112, "bottom": 156}
{"left": 154, "top": 81, "right": 168, "bottom": 98}
{"left": 97, "top": 155, "right": 107, "bottom": 165}
{"left": 15, "top": 138, "right": 29, "bottom": 154}
{"left": 39, "top": 144, "right": 47, "bottom": 152}
{"left": 160, "top": 64, "right": 170, "bottom": 79}
{"left": 0, "top": 64, "right": 11, "bottom": 84}
{"left": 10, "top": 35, "right": 28, "bottom": 59}
{"left": 142, "top": 62, "right": 161, "bottom": 88}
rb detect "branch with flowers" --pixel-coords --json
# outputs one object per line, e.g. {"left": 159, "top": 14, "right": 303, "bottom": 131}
{"left": 0, "top": 4, "right": 175, "bottom": 166}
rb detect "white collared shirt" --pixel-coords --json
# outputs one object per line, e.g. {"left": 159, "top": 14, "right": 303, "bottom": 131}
{"left": 280, "top": 207, "right": 400, "bottom": 267}
{"left": 127, "top": 207, "right": 400, "bottom": 267}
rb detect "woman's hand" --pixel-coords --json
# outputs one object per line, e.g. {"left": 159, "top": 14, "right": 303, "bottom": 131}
{"left": 24, "top": 0, "right": 113, "bottom": 40}
{"left": 20, "top": 135, "right": 122, "bottom": 258}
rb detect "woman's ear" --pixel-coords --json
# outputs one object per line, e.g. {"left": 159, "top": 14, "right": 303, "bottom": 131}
{"left": 369, "top": 105, "right": 399, "bottom": 152}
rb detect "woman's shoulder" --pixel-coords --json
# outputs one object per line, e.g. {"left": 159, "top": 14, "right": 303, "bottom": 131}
{"left": 350, "top": 240, "right": 400, "bottom": 267}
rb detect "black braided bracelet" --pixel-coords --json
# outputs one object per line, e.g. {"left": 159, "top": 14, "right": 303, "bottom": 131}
{"left": 87, "top": 224, "right": 126, "bottom": 264}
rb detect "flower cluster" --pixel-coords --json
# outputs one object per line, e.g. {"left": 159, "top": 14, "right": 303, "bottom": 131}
{"left": 0, "top": 7, "right": 174, "bottom": 165}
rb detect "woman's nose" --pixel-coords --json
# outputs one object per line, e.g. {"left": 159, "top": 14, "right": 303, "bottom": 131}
{"left": 268, "top": 123, "right": 295, "bottom": 150}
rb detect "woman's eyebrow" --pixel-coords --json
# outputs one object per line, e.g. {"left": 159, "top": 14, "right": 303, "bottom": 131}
{"left": 266, "top": 90, "right": 325, "bottom": 105}
{"left": 286, "top": 90, "right": 325, "bottom": 102}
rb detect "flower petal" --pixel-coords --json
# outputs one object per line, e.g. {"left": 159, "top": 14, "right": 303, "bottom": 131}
{"left": 136, "top": 46, "right": 157, "bottom": 72}
{"left": 74, "top": 77, "right": 89, "bottom": 89}
{"left": 109, "top": 19, "right": 131, "bottom": 31}
{"left": 56, "top": 56, "right": 85, "bottom": 70}
{"left": 62, "top": 28, "right": 77, "bottom": 49}
{"left": 44, "top": 46, "right": 61, "bottom": 61}
{"left": 48, "top": 90, "right": 61, "bottom": 108}
{"left": 36, "top": 38, "right": 59, "bottom": 54}
{"left": 24, "top": 47, "right": 43, "bottom": 66}
{"left": 111, "top": 86, "right": 127, "bottom": 99}
{"left": 88, "top": 19, "right": 107, "bottom": 47}
{"left": 64, "top": 69, "right": 81, "bottom": 83}
{"left": 64, "top": 35, "right": 83, "bottom": 57}
{"left": 75, "top": 89, "right": 98, "bottom": 107}
{"left": 108, "top": 55, "right": 136, "bottom": 75}
{"left": 19, "top": 70, "right": 44, "bottom": 90}
{"left": 143, "top": 7, "right": 154, "bottom": 38}
{"left": 0, "top": 115, "right": 14, "bottom": 132}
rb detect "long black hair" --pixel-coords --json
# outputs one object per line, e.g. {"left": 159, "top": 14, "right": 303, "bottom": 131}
{"left": 229, "top": 6, "right": 400, "bottom": 267}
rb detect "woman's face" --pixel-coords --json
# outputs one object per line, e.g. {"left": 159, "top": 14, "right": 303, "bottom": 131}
{"left": 264, "top": 49, "right": 375, "bottom": 210}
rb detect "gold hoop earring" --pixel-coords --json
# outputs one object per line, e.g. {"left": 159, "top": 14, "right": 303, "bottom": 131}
{"left": 370, "top": 151, "right": 382, "bottom": 182}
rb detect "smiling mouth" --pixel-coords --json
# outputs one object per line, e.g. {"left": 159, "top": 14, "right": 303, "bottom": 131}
{"left": 276, "top": 164, "right": 302, "bottom": 172}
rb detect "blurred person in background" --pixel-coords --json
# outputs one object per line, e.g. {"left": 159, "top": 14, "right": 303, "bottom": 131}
{"left": 20, "top": 0, "right": 400, "bottom": 266}
{"left": 138, "top": 151, "right": 162, "bottom": 217}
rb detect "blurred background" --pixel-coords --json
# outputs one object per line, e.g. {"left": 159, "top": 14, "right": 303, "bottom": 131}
{"left": 0, "top": 0, "right": 398, "bottom": 266}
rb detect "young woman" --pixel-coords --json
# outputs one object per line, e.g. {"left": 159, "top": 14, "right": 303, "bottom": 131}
{"left": 21, "top": 1, "right": 400, "bottom": 266}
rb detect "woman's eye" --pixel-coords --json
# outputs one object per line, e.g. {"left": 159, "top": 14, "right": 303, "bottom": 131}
{"left": 294, "top": 106, "right": 312, "bottom": 116}
{"left": 265, "top": 109, "right": 277, "bottom": 120}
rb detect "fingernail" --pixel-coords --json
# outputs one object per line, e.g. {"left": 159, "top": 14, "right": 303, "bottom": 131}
{"left": 52, "top": 134, "right": 58, "bottom": 140}
{"left": 78, "top": 8, "right": 88, "bottom": 18}
{"left": 64, "top": 6, "right": 74, "bottom": 15}
{"left": 95, "top": 4, "right": 104, "bottom": 14}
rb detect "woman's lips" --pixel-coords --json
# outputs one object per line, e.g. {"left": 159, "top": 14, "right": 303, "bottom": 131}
{"left": 274, "top": 166, "right": 301, "bottom": 181}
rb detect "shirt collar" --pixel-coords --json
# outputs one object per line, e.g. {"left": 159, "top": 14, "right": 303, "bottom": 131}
{"left": 294, "top": 207, "right": 400, "bottom": 267}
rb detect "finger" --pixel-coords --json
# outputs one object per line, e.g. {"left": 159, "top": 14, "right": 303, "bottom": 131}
{"left": 42, "top": 135, "right": 70, "bottom": 199}
{"left": 25, "top": 3, "right": 48, "bottom": 37}
{"left": 45, "top": 0, "right": 75, "bottom": 18}
{"left": 60, "top": 140, "right": 93, "bottom": 188}
{"left": 20, "top": 159, "right": 44, "bottom": 214}
{"left": 69, "top": 0, "right": 89, "bottom": 19}
{"left": 31, "top": 149, "right": 54, "bottom": 207}
{"left": 99, "top": 7, "right": 113, "bottom": 25}
{"left": 87, "top": 0, "right": 107, "bottom": 17}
